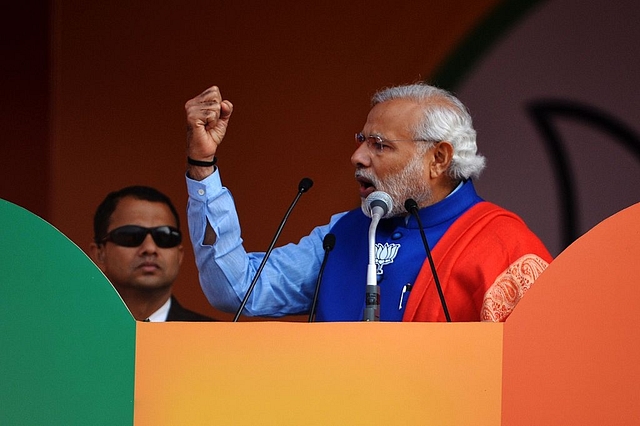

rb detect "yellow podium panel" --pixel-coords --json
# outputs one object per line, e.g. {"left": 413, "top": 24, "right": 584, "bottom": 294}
{"left": 135, "top": 322, "right": 503, "bottom": 426}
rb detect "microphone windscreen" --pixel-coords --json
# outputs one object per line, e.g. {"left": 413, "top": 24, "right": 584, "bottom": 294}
{"left": 404, "top": 198, "right": 419, "bottom": 213}
{"left": 298, "top": 178, "right": 314, "bottom": 193}
{"left": 323, "top": 233, "right": 336, "bottom": 251}
{"left": 363, "top": 191, "right": 393, "bottom": 218}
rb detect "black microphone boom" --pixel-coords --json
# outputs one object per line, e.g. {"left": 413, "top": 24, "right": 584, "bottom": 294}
{"left": 298, "top": 177, "right": 313, "bottom": 193}
{"left": 404, "top": 198, "right": 451, "bottom": 322}
{"left": 232, "top": 177, "right": 314, "bottom": 322}
{"left": 308, "top": 233, "right": 336, "bottom": 322}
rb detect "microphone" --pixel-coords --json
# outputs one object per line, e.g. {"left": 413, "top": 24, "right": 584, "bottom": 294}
{"left": 308, "top": 233, "right": 336, "bottom": 322}
{"left": 363, "top": 191, "right": 393, "bottom": 321}
{"left": 233, "top": 177, "right": 314, "bottom": 321}
{"left": 362, "top": 190, "right": 394, "bottom": 220}
{"left": 404, "top": 198, "right": 451, "bottom": 322}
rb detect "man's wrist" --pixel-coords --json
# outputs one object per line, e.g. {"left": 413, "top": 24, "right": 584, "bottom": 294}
{"left": 187, "top": 156, "right": 217, "bottom": 167}
{"left": 186, "top": 157, "right": 217, "bottom": 181}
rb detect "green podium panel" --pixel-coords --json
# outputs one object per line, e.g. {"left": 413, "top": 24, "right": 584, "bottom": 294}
{"left": 0, "top": 199, "right": 136, "bottom": 425}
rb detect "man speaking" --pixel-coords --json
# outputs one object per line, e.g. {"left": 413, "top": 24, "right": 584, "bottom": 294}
{"left": 183, "top": 83, "right": 552, "bottom": 322}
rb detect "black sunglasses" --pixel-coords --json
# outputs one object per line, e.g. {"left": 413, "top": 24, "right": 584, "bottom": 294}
{"left": 100, "top": 225, "right": 182, "bottom": 248}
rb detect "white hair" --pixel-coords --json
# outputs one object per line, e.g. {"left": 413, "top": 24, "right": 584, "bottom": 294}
{"left": 372, "top": 83, "right": 486, "bottom": 180}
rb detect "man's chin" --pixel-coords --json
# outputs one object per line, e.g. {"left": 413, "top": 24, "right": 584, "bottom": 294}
{"left": 132, "top": 280, "right": 172, "bottom": 291}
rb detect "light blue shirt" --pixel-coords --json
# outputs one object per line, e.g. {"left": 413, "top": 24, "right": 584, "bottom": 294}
{"left": 186, "top": 170, "right": 346, "bottom": 316}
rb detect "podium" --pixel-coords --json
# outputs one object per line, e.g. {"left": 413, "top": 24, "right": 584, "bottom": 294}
{"left": 2, "top": 198, "right": 639, "bottom": 425}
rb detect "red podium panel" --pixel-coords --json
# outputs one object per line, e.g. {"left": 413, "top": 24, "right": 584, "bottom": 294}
{"left": 134, "top": 322, "right": 503, "bottom": 425}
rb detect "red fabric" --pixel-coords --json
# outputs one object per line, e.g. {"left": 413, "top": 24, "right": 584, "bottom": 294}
{"left": 402, "top": 202, "right": 553, "bottom": 322}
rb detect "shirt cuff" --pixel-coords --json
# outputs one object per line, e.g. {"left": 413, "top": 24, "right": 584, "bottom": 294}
{"left": 186, "top": 169, "right": 223, "bottom": 201}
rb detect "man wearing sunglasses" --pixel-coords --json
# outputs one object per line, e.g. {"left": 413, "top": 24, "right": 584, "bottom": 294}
{"left": 89, "top": 186, "right": 214, "bottom": 322}
{"left": 184, "top": 83, "right": 552, "bottom": 322}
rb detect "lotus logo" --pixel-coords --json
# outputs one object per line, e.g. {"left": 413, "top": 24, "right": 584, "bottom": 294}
{"left": 375, "top": 242, "right": 400, "bottom": 274}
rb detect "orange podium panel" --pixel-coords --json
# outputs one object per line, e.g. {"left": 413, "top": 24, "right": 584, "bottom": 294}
{"left": 503, "top": 201, "right": 640, "bottom": 425}
{"left": 134, "top": 322, "right": 503, "bottom": 425}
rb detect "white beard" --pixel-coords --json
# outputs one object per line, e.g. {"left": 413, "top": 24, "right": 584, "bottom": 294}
{"left": 357, "top": 154, "right": 433, "bottom": 217}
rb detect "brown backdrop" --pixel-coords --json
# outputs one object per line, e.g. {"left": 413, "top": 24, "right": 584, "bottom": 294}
{"left": 2, "top": 0, "right": 503, "bottom": 320}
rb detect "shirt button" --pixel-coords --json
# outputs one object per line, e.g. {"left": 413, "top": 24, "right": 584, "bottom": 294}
{"left": 197, "top": 189, "right": 205, "bottom": 196}
{"left": 392, "top": 232, "right": 403, "bottom": 240}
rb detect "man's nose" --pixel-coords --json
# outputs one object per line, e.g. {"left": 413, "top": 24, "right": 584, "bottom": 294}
{"left": 138, "top": 234, "right": 158, "bottom": 253}
{"left": 351, "top": 142, "right": 371, "bottom": 168}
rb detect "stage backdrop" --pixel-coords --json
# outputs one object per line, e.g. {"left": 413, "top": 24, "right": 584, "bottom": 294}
{"left": 1, "top": 0, "right": 638, "bottom": 320}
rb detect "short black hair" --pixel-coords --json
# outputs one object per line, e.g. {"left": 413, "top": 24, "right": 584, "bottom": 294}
{"left": 93, "top": 186, "right": 181, "bottom": 244}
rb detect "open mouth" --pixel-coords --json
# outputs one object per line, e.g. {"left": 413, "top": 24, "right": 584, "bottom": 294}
{"left": 356, "top": 175, "right": 376, "bottom": 199}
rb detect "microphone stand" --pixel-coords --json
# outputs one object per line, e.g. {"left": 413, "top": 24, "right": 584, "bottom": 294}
{"left": 308, "top": 233, "right": 336, "bottom": 322}
{"left": 233, "top": 178, "right": 313, "bottom": 322}
{"left": 363, "top": 210, "right": 382, "bottom": 321}
{"left": 362, "top": 191, "right": 393, "bottom": 322}
{"left": 404, "top": 199, "right": 451, "bottom": 322}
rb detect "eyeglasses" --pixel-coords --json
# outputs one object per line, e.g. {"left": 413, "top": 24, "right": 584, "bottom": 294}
{"left": 355, "top": 133, "right": 433, "bottom": 154}
{"left": 100, "top": 225, "right": 182, "bottom": 248}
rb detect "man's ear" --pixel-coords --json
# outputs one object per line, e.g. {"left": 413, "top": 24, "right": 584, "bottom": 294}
{"left": 88, "top": 242, "right": 107, "bottom": 271}
{"left": 177, "top": 244, "right": 184, "bottom": 267}
{"left": 430, "top": 141, "right": 454, "bottom": 178}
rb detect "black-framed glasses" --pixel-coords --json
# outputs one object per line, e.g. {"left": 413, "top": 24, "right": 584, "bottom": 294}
{"left": 100, "top": 225, "right": 182, "bottom": 248}
{"left": 355, "top": 132, "right": 433, "bottom": 154}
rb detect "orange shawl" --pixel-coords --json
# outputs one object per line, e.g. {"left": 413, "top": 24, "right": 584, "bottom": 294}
{"left": 403, "top": 202, "right": 552, "bottom": 322}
